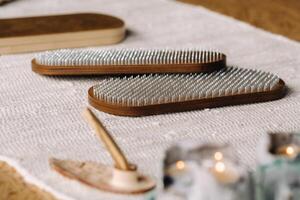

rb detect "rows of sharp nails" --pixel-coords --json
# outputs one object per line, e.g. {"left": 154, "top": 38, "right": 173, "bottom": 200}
{"left": 36, "top": 49, "right": 224, "bottom": 66}
{"left": 92, "top": 66, "right": 280, "bottom": 106}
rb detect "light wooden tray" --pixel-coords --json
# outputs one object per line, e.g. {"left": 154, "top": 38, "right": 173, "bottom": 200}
{"left": 0, "top": 13, "right": 125, "bottom": 54}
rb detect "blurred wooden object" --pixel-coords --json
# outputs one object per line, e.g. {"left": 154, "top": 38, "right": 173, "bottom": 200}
{"left": 50, "top": 158, "right": 156, "bottom": 194}
{"left": 0, "top": 13, "right": 125, "bottom": 54}
{"left": 0, "top": 161, "right": 56, "bottom": 200}
{"left": 0, "top": 0, "right": 14, "bottom": 5}
{"left": 179, "top": 0, "right": 300, "bottom": 41}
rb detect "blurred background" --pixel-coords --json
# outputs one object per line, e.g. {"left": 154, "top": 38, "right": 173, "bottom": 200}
{"left": 179, "top": 0, "right": 300, "bottom": 41}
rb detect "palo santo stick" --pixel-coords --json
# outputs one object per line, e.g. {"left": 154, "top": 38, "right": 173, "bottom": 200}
{"left": 83, "top": 108, "right": 131, "bottom": 171}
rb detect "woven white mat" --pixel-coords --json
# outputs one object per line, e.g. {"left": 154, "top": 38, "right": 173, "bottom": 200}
{"left": 1, "top": 0, "right": 300, "bottom": 199}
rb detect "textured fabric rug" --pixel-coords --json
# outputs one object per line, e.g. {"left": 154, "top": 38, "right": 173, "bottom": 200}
{"left": 0, "top": 0, "right": 300, "bottom": 199}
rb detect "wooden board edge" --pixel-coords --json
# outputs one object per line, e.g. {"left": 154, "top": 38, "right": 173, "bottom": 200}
{"left": 0, "top": 26, "right": 125, "bottom": 47}
{"left": 0, "top": 29, "right": 125, "bottom": 54}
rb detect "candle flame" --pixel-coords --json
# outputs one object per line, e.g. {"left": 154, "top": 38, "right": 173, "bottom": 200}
{"left": 176, "top": 160, "right": 185, "bottom": 170}
{"left": 214, "top": 151, "right": 223, "bottom": 161}
{"left": 215, "top": 161, "right": 226, "bottom": 173}
{"left": 286, "top": 146, "right": 295, "bottom": 156}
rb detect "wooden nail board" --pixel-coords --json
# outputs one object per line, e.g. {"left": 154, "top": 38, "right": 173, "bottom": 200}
{"left": 88, "top": 80, "right": 286, "bottom": 116}
{"left": 0, "top": 13, "right": 125, "bottom": 54}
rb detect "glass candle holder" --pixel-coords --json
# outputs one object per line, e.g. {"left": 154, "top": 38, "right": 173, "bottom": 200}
{"left": 255, "top": 132, "right": 300, "bottom": 200}
{"left": 163, "top": 142, "right": 252, "bottom": 200}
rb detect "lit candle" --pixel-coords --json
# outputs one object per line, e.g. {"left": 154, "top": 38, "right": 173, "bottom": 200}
{"left": 214, "top": 151, "right": 223, "bottom": 161}
{"left": 176, "top": 160, "right": 185, "bottom": 170}
{"left": 276, "top": 144, "right": 299, "bottom": 159}
{"left": 210, "top": 151, "right": 240, "bottom": 184}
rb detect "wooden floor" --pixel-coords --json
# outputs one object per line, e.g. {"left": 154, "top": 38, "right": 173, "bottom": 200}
{"left": 0, "top": 161, "right": 55, "bottom": 200}
{"left": 179, "top": 0, "right": 300, "bottom": 41}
